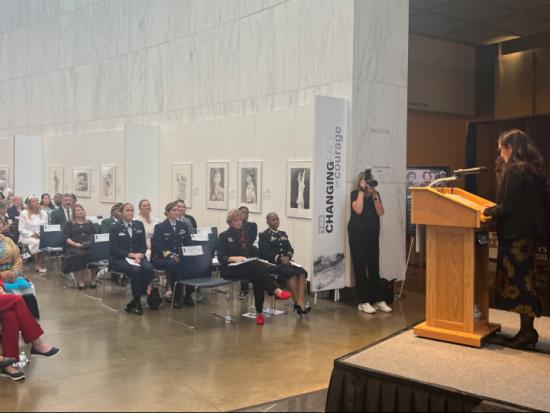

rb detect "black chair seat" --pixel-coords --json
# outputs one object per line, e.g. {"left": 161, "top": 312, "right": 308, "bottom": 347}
{"left": 181, "top": 278, "right": 231, "bottom": 289}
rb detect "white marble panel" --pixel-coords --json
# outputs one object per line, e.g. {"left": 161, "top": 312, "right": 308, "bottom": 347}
{"left": 294, "top": 105, "right": 314, "bottom": 160}
{"left": 353, "top": 0, "right": 408, "bottom": 87}
{"left": 127, "top": 48, "right": 148, "bottom": 115}
{"left": 239, "top": 9, "right": 272, "bottom": 99}
{"left": 332, "top": 0, "right": 354, "bottom": 82}
{"left": 149, "top": 0, "right": 170, "bottom": 46}
{"left": 299, "top": 0, "right": 332, "bottom": 89}
{"left": 109, "top": 54, "right": 129, "bottom": 118}
{"left": 57, "top": 68, "right": 75, "bottom": 124}
{"left": 11, "top": 27, "right": 30, "bottom": 78}
{"left": 168, "top": 0, "right": 191, "bottom": 40}
{"left": 92, "top": 59, "right": 110, "bottom": 119}
{"left": 26, "top": 23, "right": 41, "bottom": 77}
{"left": 240, "top": 0, "right": 265, "bottom": 16}
{"left": 147, "top": 43, "right": 167, "bottom": 113}
{"left": 190, "top": 30, "right": 215, "bottom": 107}
{"left": 90, "top": 1, "right": 111, "bottom": 61}
{"left": 29, "top": 74, "right": 43, "bottom": 126}
{"left": 106, "top": 0, "right": 128, "bottom": 58}
{"left": 191, "top": 0, "right": 240, "bottom": 33}
{"left": 40, "top": 0, "right": 60, "bottom": 20}
{"left": 166, "top": 36, "right": 191, "bottom": 111}
{"left": 40, "top": 19, "right": 60, "bottom": 73}
{"left": 128, "top": 0, "right": 149, "bottom": 52}
{"left": 42, "top": 71, "right": 59, "bottom": 126}
{"left": 0, "top": 0, "right": 15, "bottom": 32}
{"left": 0, "top": 32, "right": 11, "bottom": 81}
{"left": 351, "top": 80, "right": 407, "bottom": 184}
{"left": 57, "top": 14, "right": 75, "bottom": 69}
{"left": 10, "top": 78, "right": 29, "bottom": 128}
{"left": 58, "top": 0, "right": 81, "bottom": 15}
{"left": 214, "top": 21, "right": 240, "bottom": 103}
{"left": 72, "top": 62, "right": 95, "bottom": 122}
{"left": 13, "top": 0, "right": 31, "bottom": 29}
{"left": 73, "top": 6, "right": 92, "bottom": 65}
{"left": 271, "top": 0, "right": 299, "bottom": 93}
{"left": 0, "top": 81, "right": 12, "bottom": 129}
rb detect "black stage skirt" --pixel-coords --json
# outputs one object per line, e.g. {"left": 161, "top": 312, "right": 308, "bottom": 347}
{"left": 270, "top": 264, "right": 307, "bottom": 282}
{"left": 62, "top": 247, "right": 91, "bottom": 274}
{"left": 493, "top": 238, "right": 542, "bottom": 317}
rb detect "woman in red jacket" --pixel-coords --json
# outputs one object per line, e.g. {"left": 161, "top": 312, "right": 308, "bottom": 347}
{"left": 0, "top": 219, "right": 59, "bottom": 381}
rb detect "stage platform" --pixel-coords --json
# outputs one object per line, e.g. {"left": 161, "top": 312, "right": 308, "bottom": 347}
{"left": 326, "top": 310, "right": 550, "bottom": 412}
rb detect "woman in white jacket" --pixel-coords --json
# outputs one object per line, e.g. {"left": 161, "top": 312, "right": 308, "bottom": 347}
{"left": 18, "top": 195, "right": 48, "bottom": 273}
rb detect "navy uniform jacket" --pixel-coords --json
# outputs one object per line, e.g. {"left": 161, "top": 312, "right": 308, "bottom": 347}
{"left": 259, "top": 228, "right": 294, "bottom": 264}
{"left": 109, "top": 220, "right": 147, "bottom": 260}
{"left": 241, "top": 221, "right": 258, "bottom": 247}
{"left": 217, "top": 227, "right": 259, "bottom": 269}
{"left": 151, "top": 219, "right": 192, "bottom": 260}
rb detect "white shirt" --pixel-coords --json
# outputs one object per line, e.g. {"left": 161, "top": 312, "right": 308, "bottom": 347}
{"left": 135, "top": 214, "right": 159, "bottom": 251}
{"left": 18, "top": 209, "right": 48, "bottom": 239}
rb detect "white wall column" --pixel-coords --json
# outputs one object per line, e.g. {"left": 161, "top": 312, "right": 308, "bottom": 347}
{"left": 14, "top": 135, "right": 43, "bottom": 196}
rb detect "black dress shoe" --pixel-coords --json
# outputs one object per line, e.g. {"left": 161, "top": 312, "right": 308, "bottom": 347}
{"left": 0, "top": 368, "right": 25, "bottom": 381}
{"left": 507, "top": 329, "right": 539, "bottom": 350}
{"left": 30, "top": 347, "right": 60, "bottom": 358}
{"left": 124, "top": 300, "right": 135, "bottom": 313}
{"left": 485, "top": 332, "right": 510, "bottom": 346}
{"left": 133, "top": 302, "right": 143, "bottom": 315}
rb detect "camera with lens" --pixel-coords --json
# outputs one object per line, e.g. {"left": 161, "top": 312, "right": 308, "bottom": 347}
{"left": 364, "top": 168, "right": 378, "bottom": 188}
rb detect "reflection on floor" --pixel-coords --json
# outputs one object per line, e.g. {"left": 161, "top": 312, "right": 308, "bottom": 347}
{"left": 0, "top": 267, "right": 425, "bottom": 412}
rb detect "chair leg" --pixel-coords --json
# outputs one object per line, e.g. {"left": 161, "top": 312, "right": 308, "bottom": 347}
{"left": 168, "top": 282, "right": 195, "bottom": 330}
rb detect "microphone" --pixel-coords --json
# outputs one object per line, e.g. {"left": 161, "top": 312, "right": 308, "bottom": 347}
{"left": 453, "top": 167, "right": 487, "bottom": 176}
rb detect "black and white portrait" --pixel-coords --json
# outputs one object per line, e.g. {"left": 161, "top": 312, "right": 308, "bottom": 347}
{"left": 0, "top": 167, "right": 10, "bottom": 185}
{"left": 49, "top": 165, "right": 64, "bottom": 194}
{"left": 287, "top": 161, "right": 312, "bottom": 219}
{"left": 238, "top": 161, "right": 262, "bottom": 213}
{"left": 172, "top": 163, "right": 193, "bottom": 207}
{"left": 206, "top": 162, "right": 228, "bottom": 210}
{"left": 100, "top": 164, "right": 116, "bottom": 203}
{"left": 73, "top": 168, "right": 92, "bottom": 198}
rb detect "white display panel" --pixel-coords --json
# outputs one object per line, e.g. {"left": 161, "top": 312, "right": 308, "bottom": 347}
{"left": 14, "top": 135, "right": 43, "bottom": 196}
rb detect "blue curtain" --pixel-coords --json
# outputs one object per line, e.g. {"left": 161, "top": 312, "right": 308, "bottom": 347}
{"left": 465, "top": 123, "right": 477, "bottom": 193}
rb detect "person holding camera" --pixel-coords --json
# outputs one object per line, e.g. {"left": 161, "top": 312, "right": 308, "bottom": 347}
{"left": 348, "top": 169, "right": 392, "bottom": 314}
{"left": 62, "top": 204, "right": 97, "bottom": 290}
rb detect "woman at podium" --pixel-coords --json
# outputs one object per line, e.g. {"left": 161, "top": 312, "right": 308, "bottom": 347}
{"left": 484, "top": 129, "right": 547, "bottom": 350}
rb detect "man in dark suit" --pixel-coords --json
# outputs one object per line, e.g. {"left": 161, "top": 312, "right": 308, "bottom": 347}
{"left": 238, "top": 206, "right": 258, "bottom": 299}
{"left": 109, "top": 203, "right": 154, "bottom": 315}
{"left": 50, "top": 193, "right": 74, "bottom": 227}
{"left": 151, "top": 201, "right": 194, "bottom": 307}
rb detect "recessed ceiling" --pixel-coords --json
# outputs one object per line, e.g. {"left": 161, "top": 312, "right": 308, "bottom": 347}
{"left": 410, "top": 0, "right": 550, "bottom": 45}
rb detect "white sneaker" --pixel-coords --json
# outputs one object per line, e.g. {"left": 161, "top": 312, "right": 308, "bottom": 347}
{"left": 358, "top": 303, "right": 377, "bottom": 314}
{"left": 373, "top": 301, "right": 392, "bottom": 313}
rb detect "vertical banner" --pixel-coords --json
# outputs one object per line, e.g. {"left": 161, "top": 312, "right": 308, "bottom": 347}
{"left": 311, "top": 96, "right": 348, "bottom": 292}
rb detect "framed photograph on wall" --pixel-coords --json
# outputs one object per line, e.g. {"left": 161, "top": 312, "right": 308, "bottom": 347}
{"left": 73, "top": 168, "right": 92, "bottom": 198}
{"left": 206, "top": 161, "right": 228, "bottom": 210}
{"left": 49, "top": 165, "right": 64, "bottom": 195}
{"left": 172, "top": 163, "right": 193, "bottom": 207}
{"left": 0, "top": 166, "right": 10, "bottom": 185}
{"left": 287, "top": 161, "right": 312, "bottom": 219}
{"left": 100, "top": 164, "right": 116, "bottom": 203}
{"left": 237, "top": 161, "right": 262, "bottom": 213}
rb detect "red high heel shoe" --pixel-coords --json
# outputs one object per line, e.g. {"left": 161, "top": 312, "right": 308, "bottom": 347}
{"left": 275, "top": 290, "right": 292, "bottom": 301}
{"left": 256, "top": 314, "right": 265, "bottom": 325}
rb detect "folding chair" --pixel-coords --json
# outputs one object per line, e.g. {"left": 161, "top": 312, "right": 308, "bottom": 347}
{"left": 39, "top": 225, "right": 65, "bottom": 279}
{"left": 168, "top": 243, "right": 231, "bottom": 329}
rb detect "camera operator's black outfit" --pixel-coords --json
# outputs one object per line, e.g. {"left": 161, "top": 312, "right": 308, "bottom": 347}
{"left": 348, "top": 190, "right": 381, "bottom": 304}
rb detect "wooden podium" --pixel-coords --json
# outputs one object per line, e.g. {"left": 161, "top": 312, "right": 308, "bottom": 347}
{"left": 411, "top": 187, "right": 500, "bottom": 348}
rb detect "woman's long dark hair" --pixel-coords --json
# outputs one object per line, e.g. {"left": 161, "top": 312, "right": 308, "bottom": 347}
{"left": 40, "top": 193, "right": 54, "bottom": 209}
{"left": 496, "top": 129, "right": 546, "bottom": 183}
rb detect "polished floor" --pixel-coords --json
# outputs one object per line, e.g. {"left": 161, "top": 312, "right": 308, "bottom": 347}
{"left": 0, "top": 266, "right": 425, "bottom": 412}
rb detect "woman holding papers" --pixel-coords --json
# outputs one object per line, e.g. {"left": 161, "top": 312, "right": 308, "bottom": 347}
{"left": 151, "top": 201, "right": 194, "bottom": 308}
{"left": 259, "top": 212, "right": 310, "bottom": 317}
{"left": 109, "top": 203, "right": 154, "bottom": 316}
{"left": 18, "top": 195, "right": 48, "bottom": 273}
{"left": 217, "top": 209, "right": 292, "bottom": 326}
{"left": 484, "top": 129, "right": 548, "bottom": 350}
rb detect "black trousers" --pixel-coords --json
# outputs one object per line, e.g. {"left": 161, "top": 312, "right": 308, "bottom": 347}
{"left": 223, "top": 260, "right": 276, "bottom": 313}
{"left": 348, "top": 226, "right": 381, "bottom": 304}
{"left": 110, "top": 258, "right": 154, "bottom": 300}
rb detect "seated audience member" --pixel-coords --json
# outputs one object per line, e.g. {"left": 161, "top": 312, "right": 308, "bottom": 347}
{"left": 175, "top": 200, "right": 196, "bottom": 234}
{"left": 109, "top": 203, "right": 154, "bottom": 316}
{"left": 49, "top": 193, "right": 74, "bottom": 228}
{"left": 238, "top": 206, "right": 258, "bottom": 299}
{"left": 151, "top": 202, "right": 194, "bottom": 308}
{"left": 0, "top": 219, "right": 41, "bottom": 319}
{"left": 0, "top": 201, "right": 17, "bottom": 243}
{"left": 101, "top": 203, "right": 123, "bottom": 234}
{"left": 53, "top": 193, "right": 63, "bottom": 210}
{"left": 0, "top": 180, "right": 13, "bottom": 199}
{"left": 177, "top": 199, "right": 197, "bottom": 230}
{"left": 40, "top": 193, "right": 55, "bottom": 224}
{"left": 0, "top": 282, "right": 59, "bottom": 381}
{"left": 18, "top": 196, "right": 48, "bottom": 273}
{"left": 259, "top": 212, "right": 310, "bottom": 316}
{"left": 6, "top": 195, "right": 23, "bottom": 242}
{"left": 135, "top": 199, "right": 158, "bottom": 260}
{"left": 217, "top": 209, "right": 292, "bottom": 326}
{"left": 62, "top": 204, "right": 97, "bottom": 290}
